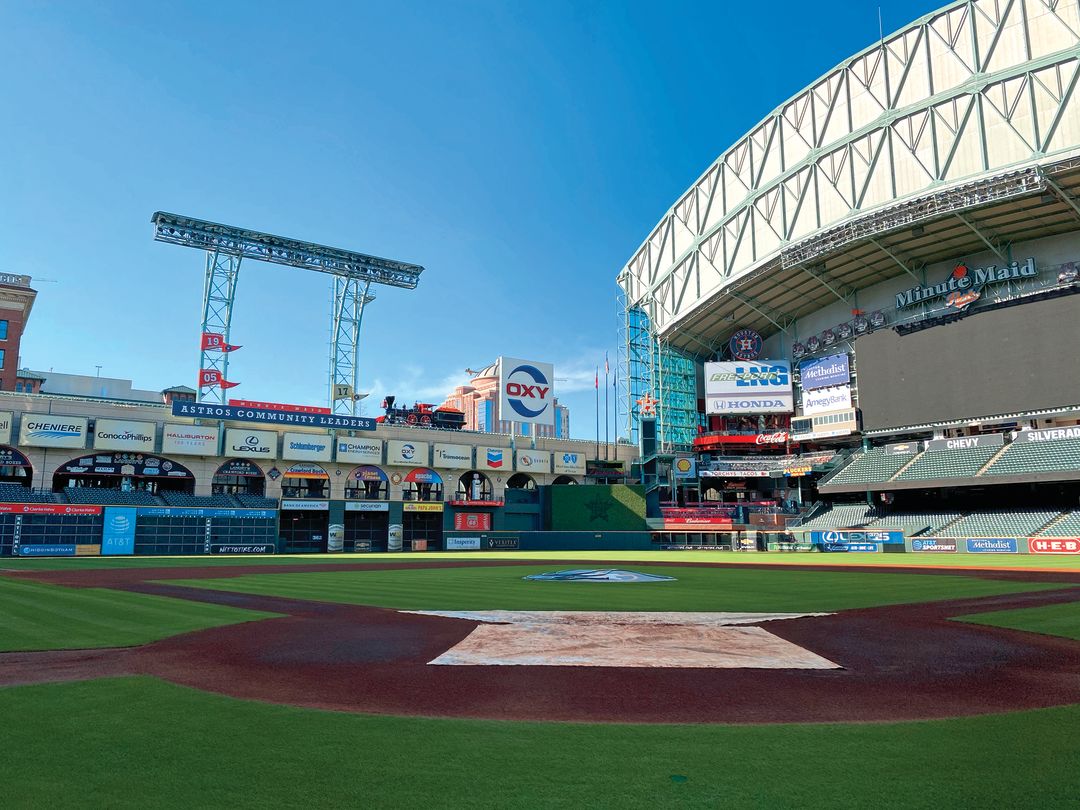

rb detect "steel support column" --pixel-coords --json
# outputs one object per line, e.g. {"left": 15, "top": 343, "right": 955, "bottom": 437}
{"left": 329, "top": 278, "right": 375, "bottom": 415}
{"left": 198, "top": 251, "right": 242, "bottom": 404}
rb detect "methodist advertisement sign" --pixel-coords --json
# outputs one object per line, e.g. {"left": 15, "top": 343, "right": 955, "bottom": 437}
{"left": 162, "top": 424, "right": 220, "bottom": 456}
{"left": 802, "top": 385, "right": 852, "bottom": 416}
{"left": 516, "top": 450, "right": 551, "bottom": 473}
{"left": 433, "top": 443, "right": 472, "bottom": 470}
{"left": 553, "top": 451, "right": 586, "bottom": 476}
{"left": 966, "top": 538, "right": 1018, "bottom": 553}
{"left": 705, "top": 361, "right": 793, "bottom": 414}
{"left": 101, "top": 506, "right": 137, "bottom": 556}
{"left": 171, "top": 401, "right": 376, "bottom": 431}
{"left": 498, "top": 356, "right": 555, "bottom": 426}
{"left": 336, "top": 437, "right": 382, "bottom": 464}
{"left": 479, "top": 446, "right": 510, "bottom": 471}
{"left": 224, "top": 428, "right": 279, "bottom": 459}
{"left": 387, "top": 440, "right": 428, "bottom": 466}
{"left": 282, "top": 431, "right": 333, "bottom": 462}
{"left": 0, "top": 411, "right": 12, "bottom": 445}
{"left": 19, "top": 414, "right": 88, "bottom": 449}
{"left": 798, "top": 354, "right": 850, "bottom": 390}
{"left": 93, "top": 419, "right": 156, "bottom": 452}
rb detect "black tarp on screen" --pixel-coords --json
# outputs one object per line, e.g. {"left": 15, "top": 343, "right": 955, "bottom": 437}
{"left": 854, "top": 294, "right": 1080, "bottom": 431}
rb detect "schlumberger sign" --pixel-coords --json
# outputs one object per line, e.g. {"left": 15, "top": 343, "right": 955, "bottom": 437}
{"left": 894, "top": 258, "right": 1036, "bottom": 310}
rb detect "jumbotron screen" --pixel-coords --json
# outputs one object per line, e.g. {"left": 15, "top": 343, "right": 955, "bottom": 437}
{"left": 855, "top": 293, "right": 1080, "bottom": 431}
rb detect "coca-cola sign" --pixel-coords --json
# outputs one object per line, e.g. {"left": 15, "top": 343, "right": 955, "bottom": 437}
{"left": 755, "top": 431, "right": 789, "bottom": 445}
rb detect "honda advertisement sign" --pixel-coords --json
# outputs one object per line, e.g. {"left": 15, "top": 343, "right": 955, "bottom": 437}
{"left": 802, "top": 385, "right": 852, "bottom": 416}
{"left": 282, "top": 431, "right": 333, "bottom": 462}
{"left": 162, "top": 424, "right": 220, "bottom": 456}
{"left": 798, "top": 354, "right": 850, "bottom": 390}
{"left": 224, "top": 428, "right": 278, "bottom": 459}
{"left": 498, "top": 356, "right": 555, "bottom": 426}
{"left": 336, "top": 437, "right": 382, "bottom": 464}
{"left": 19, "top": 414, "right": 89, "bottom": 449}
{"left": 705, "top": 361, "right": 793, "bottom": 414}
{"left": 93, "top": 419, "right": 156, "bottom": 452}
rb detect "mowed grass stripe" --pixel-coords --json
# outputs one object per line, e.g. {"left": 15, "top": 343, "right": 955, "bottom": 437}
{"left": 170, "top": 564, "right": 1066, "bottom": 613}
{"left": 2, "top": 676, "right": 1079, "bottom": 809}
{"left": 955, "top": 600, "right": 1080, "bottom": 642}
{"left": 0, "top": 578, "right": 280, "bottom": 652}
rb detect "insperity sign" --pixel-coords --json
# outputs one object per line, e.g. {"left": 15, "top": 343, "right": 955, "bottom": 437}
{"left": 894, "top": 258, "right": 1036, "bottom": 310}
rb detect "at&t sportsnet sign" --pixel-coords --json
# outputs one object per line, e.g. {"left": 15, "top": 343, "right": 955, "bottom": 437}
{"left": 498, "top": 357, "right": 555, "bottom": 426}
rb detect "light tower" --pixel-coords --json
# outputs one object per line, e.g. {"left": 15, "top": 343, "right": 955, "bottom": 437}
{"left": 151, "top": 212, "right": 423, "bottom": 413}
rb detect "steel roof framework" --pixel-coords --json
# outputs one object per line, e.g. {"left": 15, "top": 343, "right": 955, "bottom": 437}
{"left": 152, "top": 212, "right": 423, "bottom": 411}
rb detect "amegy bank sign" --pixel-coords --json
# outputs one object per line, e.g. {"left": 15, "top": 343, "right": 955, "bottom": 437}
{"left": 705, "top": 361, "right": 793, "bottom": 414}
{"left": 895, "top": 257, "right": 1036, "bottom": 311}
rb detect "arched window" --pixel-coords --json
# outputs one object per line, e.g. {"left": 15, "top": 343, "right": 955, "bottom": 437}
{"left": 551, "top": 475, "right": 579, "bottom": 485}
{"left": 456, "top": 471, "right": 493, "bottom": 500}
{"left": 345, "top": 466, "right": 389, "bottom": 500}
{"left": 212, "top": 460, "right": 265, "bottom": 495}
{"left": 281, "top": 463, "right": 329, "bottom": 499}
{"left": 402, "top": 468, "right": 443, "bottom": 502}
{"left": 505, "top": 473, "right": 536, "bottom": 490}
{"left": 52, "top": 453, "right": 194, "bottom": 495}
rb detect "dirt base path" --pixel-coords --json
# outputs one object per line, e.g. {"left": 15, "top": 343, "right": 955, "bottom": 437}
{"left": 3, "top": 560, "right": 1080, "bottom": 724}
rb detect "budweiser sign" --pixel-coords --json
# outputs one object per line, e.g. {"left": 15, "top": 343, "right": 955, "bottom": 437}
{"left": 755, "top": 431, "right": 789, "bottom": 445}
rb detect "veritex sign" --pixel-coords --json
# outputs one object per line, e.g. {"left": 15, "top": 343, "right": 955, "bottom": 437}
{"left": 895, "top": 258, "right": 1036, "bottom": 310}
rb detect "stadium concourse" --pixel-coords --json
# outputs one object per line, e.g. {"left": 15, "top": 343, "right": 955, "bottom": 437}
{"left": 619, "top": 0, "right": 1080, "bottom": 558}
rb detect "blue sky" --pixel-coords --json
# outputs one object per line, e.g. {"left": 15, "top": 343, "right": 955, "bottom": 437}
{"left": 0, "top": 0, "right": 936, "bottom": 438}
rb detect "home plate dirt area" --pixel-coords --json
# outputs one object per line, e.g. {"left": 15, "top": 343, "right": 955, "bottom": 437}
{"left": 7, "top": 559, "right": 1080, "bottom": 724}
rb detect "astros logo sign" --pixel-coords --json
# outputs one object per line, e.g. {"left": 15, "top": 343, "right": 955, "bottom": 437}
{"left": 501, "top": 358, "right": 553, "bottom": 421}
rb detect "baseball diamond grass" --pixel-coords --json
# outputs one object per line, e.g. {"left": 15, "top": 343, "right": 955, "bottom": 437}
{"left": 1, "top": 676, "right": 1077, "bottom": 809}
{"left": 4, "top": 549, "right": 1080, "bottom": 571}
{"left": 168, "top": 565, "right": 1067, "bottom": 613}
{"left": 955, "top": 600, "right": 1080, "bottom": 642}
{"left": 0, "top": 578, "right": 279, "bottom": 652}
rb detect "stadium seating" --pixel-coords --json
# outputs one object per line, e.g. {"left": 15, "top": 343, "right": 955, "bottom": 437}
{"left": 894, "top": 446, "right": 1001, "bottom": 481}
{"left": 863, "top": 511, "right": 963, "bottom": 535}
{"left": 797, "top": 503, "right": 880, "bottom": 529}
{"left": 1035, "top": 510, "right": 1080, "bottom": 537}
{"left": 235, "top": 493, "right": 279, "bottom": 509}
{"left": 982, "top": 435, "right": 1080, "bottom": 476}
{"left": 819, "top": 447, "right": 915, "bottom": 486}
{"left": 61, "top": 488, "right": 160, "bottom": 506}
{"left": 935, "top": 510, "right": 1060, "bottom": 538}
{"left": 0, "top": 484, "right": 58, "bottom": 503}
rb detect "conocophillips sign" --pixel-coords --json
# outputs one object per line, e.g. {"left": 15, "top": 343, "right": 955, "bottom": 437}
{"left": 704, "top": 361, "right": 793, "bottom": 414}
{"left": 19, "top": 414, "right": 88, "bottom": 448}
{"left": 498, "top": 357, "right": 555, "bottom": 426}
{"left": 93, "top": 418, "right": 156, "bottom": 452}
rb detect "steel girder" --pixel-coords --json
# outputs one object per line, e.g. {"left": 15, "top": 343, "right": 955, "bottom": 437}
{"left": 329, "top": 279, "right": 375, "bottom": 416}
{"left": 198, "top": 251, "right": 241, "bottom": 404}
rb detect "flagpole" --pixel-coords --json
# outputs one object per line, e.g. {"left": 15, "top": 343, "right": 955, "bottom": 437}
{"left": 604, "top": 360, "right": 610, "bottom": 460}
{"left": 594, "top": 366, "right": 600, "bottom": 461}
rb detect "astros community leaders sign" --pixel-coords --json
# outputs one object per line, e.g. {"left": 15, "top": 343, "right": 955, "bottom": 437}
{"left": 171, "top": 401, "right": 376, "bottom": 431}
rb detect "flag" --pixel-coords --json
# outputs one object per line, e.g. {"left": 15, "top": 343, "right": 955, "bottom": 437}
{"left": 201, "top": 332, "right": 241, "bottom": 352}
{"left": 199, "top": 369, "right": 240, "bottom": 389}
{"left": 595, "top": 367, "right": 599, "bottom": 389}
{"left": 604, "top": 352, "right": 609, "bottom": 375}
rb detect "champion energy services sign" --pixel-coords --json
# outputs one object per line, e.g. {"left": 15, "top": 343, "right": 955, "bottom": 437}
{"left": 336, "top": 438, "right": 382, "bottom": 464}
{"left": 704, "top": 361, "right": 793, "bottom": 414}
{"left": 19, "top": 414, "right": 88, "bottom": 448}
{"left": 498, "top": 357, "right": 555, "bottom": 426}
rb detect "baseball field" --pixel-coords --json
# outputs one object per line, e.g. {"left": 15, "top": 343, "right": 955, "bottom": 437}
{"left": 2, "top": 551, "right": 1079, "bottom": 808}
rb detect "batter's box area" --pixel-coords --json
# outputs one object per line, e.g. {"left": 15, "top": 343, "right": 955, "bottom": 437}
{"left": 406, "top": 611, "right": 840, "bottom": 669}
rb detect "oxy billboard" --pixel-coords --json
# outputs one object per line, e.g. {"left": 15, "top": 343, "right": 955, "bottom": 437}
{"left": 798, "top": 354, "right": 850, "bottom": 390}
{"left": 282, "top": 431, "right": 333, "bottom": 462}
{"left": 336, "top": 437, "right": 382, "bottom": 464}
{"left": 498, "top": 357, "right": 555, "bottom": 426}
{"left": 802, "top": 385, "right": 852, "bottom": 416}
{"left": 93, "top": 419, "right": 156, "bottom": 452}
{"left": 479, "top": 446, "right": 510, "bottom": 471}
{"left": 19, "top": 414, "right": 88, "bottom": 449}
{"left": 224, "top": 428, "right": 278, "bottom": 459}
{"left": 433, "top": 443, "right": 472, "bottom": 470}
{"left": 516, "top": 450, "right": 551, "bottom": 473}
{"left": 705, "top": 361, "right": 793, "bottom": 414}
{"left": 387, "top": 440, "right": 428, "bottom": 466}
{"left": 162, "top": 424, "right": 220, "bottom": 456}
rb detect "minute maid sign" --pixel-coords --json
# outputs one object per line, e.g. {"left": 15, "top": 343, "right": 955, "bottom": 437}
{"left": 895, "top": 258, "right": 1036, "bottom": 310}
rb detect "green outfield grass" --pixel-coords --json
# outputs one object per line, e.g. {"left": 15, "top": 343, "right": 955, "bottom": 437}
{"left": 4, "top": 549, "right": 1080, "bottom": 571}
{"left": 0, "top": 578, "right": 279, "bottom": 652}
{"left": 169, "top": 564, "right": 1065, "bottom": 613}
{"left": 0, "top": 676, "right": 1076, "bottom": 809}
{"left": 956, "top": 600, "right": 1080, "bottom": 642}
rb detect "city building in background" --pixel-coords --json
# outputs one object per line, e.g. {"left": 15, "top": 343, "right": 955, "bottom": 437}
{"left": 0, "top": 274, "right": 38, "bottom": 392}
{"left": 442, "top": 360, "right": 569, "bottom": 437}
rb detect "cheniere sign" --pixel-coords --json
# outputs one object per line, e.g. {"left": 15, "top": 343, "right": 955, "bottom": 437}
{"left": 171, "top": 401, "right": 376, "bottom": 431}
